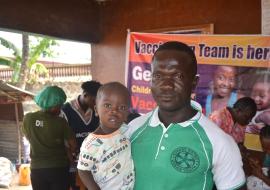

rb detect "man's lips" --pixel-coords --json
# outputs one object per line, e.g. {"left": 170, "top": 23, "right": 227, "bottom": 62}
{"left": 158, "top": 94, "right": 175, "bottom": 101}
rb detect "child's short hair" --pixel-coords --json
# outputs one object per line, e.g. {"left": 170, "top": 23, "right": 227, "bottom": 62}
{"left": 96, "top": 82, "right": 130, "bottom": 105}
{"left": 233, "top": 97, "right": 257, "bottom": 116}
{"left": 260, "top": 125, "right": 270, "bottom": 139}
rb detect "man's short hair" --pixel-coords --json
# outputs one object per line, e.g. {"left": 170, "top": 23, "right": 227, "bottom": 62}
{"left": 152, "top": 41, "right": 197, "bottom": 77}
{"left": 81, "top": 80, "right": 102, "bottom": 97}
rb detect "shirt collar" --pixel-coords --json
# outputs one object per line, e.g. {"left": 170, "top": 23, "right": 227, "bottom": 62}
{"left": 149, "top": 100, "right": 202, "bottom": 128}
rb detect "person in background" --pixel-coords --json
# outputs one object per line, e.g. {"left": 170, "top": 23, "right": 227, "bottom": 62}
{"left": 209, "top": 97, "right": 257, "bottom": 144}
{"left": 205, "top": 65, "right": 242, "bottom": 117}
{"left": 61, "top": 80, "right": 102, "bottom": 190}
{"left": 22, "top": 86, "right": 76, "bottom": 190}
{"left": 247, "top": 76, "right": 270, "bottom": 134}
{"left": 247, "top": 125, "right": 270, "bottom": 190}
{"left": 128, "top": 41, "right": 245, "bottom": 190}
{"left": 77, "top": 82, "right": 134, "bottom": 190}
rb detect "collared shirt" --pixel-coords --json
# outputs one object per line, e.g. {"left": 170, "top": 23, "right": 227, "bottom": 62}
{"left": 61, "top": 96, "right": 99, "bottom": 151}
{"left": 128, "top": 100, "right": 245, "bottom": 190}
{"left": 63, "top": 96, "right": 93, "bottom": 125}
{"left": 209, "top": 107, "right": 245, "bottom": 143}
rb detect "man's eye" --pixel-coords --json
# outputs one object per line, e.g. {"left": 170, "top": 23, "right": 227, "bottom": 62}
{"left": 174, "top": 73, "right": 183, "bottom": 79}
{"left": 152, "top": 74, "right": 161, "bottom": 79}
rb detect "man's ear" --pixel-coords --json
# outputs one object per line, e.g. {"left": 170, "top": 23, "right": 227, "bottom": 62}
{"left": 94, "top": 105, "right": 99, "bottom": 117}
{"left": 192, "top": 74, "right": 200, "bottom": 90}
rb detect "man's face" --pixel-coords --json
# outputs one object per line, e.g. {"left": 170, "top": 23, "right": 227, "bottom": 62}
{"left": 151, "top": 50, "right": 197, "bottom": 112}
{"left": 251, "top": 82, "right": 270, "bottom": 111}
{"left": 83, "top": 93, "right": 96, "bottom": 109}
{"left": 213, "top": 66, "right": 236, "bottom": 98}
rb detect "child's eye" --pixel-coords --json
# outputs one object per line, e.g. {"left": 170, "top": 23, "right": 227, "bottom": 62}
{"left": 218, "top": 76, "right": 225, "bottom": 81}
{"left": 104, "top": 103, "right": 112, "bottom": 108}
{"left": 118, "top": 105, "right": 127, "bottom": 111}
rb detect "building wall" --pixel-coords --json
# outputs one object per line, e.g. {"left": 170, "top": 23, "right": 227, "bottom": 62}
{"left": 0, "top": 0, "right": 101, "bottom": 42}
{"left": 91, "top": 0, "right": 261, "bottom": 84}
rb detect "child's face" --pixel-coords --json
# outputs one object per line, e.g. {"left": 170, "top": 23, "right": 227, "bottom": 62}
{"left": 95, "top": 89, "right": 129, "bottom": 134}
{"left": 261, "top": 137, "right": 270, "bottom": 154}
{"left": 251, "top": 82, "right": 270, "bottom": 111}
{"left": 213, "top": 66, "right": 236, "bottom": 97}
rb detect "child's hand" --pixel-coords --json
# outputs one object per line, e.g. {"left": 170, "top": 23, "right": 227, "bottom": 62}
{"left": 255, "top": 110, "right": 270, "bottom": 126}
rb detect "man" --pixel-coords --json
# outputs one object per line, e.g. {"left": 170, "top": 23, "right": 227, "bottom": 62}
{"left": 61, "top": 80, "right": 102, "bottom": 190}
{"left": 128, "top": 41, "right": 245, "bottom": 190}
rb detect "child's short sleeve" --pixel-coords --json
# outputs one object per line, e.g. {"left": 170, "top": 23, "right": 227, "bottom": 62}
{"left": 77, "top": 135, "right": 97, "bottom": 171}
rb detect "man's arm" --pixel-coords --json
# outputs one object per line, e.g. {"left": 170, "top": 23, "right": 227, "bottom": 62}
{"left": 212, "top": 134, "right": 246, "bottom": 190}
{"left": 78, "top": 170, "right": 100, "bottom": 190}
{"left": 65, "top": 137, "right": 77, "bottom": 163}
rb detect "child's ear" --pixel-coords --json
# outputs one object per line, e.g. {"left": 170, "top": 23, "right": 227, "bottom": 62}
{"left": 94, "top": 105, "right": 99, "bottom": 117}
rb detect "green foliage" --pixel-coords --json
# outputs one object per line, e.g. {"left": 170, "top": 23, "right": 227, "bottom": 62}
{"left": 0, "top": 35, "right": 57, "bottom": 83}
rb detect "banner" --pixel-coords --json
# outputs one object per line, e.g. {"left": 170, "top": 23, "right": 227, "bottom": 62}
{"left": 126, "top": 32, "right": 270, "bottom": 151}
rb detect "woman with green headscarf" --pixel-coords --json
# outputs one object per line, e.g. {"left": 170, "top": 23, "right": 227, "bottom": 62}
{"left": 22, "top": 86, "right": 76, "bottom": 190}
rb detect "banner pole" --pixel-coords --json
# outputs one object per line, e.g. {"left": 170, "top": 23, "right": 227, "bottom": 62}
{"left": 124, "top": 29, "right": 131, "bottom": 86}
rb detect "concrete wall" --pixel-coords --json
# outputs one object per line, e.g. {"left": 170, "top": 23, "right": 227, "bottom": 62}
{"left": 91, "top": 0, "right": 261, "bottom": 84}
{"left": 0, "top": 0, "right": 101, "bottom": 42}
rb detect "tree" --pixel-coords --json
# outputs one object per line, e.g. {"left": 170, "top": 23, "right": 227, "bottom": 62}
{"left": 0, "top": 34, "right": 57, "bottom": 89}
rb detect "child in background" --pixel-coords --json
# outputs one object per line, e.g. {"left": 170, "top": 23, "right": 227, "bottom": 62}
{"left": 247, "top": 77, "right": 270, "bottom": 134}
{"left": 209, "top": 97, "right": 257, "bottom": 144}
{"left": 247, "top": 125, "right": 270, "bottom": 190}
{"left": 205, "top": 65, "right": 241, "bottom": 116}
{"left": 77, "top": 82, "right": 134, "bottom": 190}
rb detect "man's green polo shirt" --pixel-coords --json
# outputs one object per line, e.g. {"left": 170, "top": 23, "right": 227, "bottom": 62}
{"left": 128, "top": 102, "right": 245, "bottom": 190}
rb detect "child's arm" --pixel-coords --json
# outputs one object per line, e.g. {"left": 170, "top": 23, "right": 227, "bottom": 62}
{"left": 255, "top": 110, "right": 270, "bottom": 125}
{"left": 78, "top": 170, "right": 100, "bottom": 190}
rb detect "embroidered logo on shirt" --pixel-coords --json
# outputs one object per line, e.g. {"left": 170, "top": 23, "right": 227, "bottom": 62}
{"left": 170, "top": 147, "right": 200, "bottom": 173}
{"left": 35, "top": 120, "right": 44, "bottom": 127}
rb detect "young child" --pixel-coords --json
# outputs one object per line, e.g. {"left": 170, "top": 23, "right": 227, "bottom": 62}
{"left": 77, "top": 82, "right": 134, "bottom": 190}
{"left": 247, "top": 125, "right": 270, "bottom": 190}
{"left": 205, "top": 65, "right": 241, "bottom": 116}
{"left": 247, "top": 77, "right": 270, "bottom": 134}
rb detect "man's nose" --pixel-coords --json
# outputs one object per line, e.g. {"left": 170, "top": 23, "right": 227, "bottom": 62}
{"left": 161, "top": 77, "right": 174, "bottom": 89}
